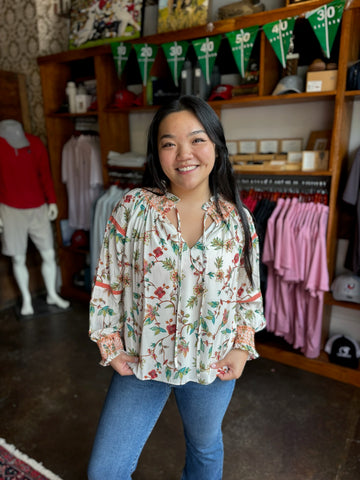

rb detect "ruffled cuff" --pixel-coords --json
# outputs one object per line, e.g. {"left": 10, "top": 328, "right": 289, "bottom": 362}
{"left": 233, "top": 325, "right": 258, "bottom": 359}
{"left": 97, "top": 332, "right": 125, "bottom": 366}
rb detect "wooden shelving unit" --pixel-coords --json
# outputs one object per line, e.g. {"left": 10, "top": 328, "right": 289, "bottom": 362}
{"left": 38, "top": 0, "right": 360, "bottom": 385}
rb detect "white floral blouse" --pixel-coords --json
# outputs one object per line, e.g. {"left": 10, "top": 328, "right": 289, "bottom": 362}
{"left": 89, "top": 188, "right": 265, "bottom": 385}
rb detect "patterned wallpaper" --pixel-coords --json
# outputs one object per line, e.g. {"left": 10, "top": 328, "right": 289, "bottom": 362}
{"left": 0, "top": 0, "right": 69, "bottom": 142}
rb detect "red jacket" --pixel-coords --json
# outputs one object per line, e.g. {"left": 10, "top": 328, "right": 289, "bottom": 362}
{"left": 0, "top": 133, "right": 56, "bottom": 208}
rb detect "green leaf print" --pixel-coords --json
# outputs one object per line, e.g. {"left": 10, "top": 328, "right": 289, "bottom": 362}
{"left": 171, "top": 241, "right": 180, "bottom": 254}
{"left": 205, "top": 310, "right": 216, "bottom": 324}
{"left": 215, "top": 256, "right": 223, "bottom": 269}
{"left": 127, "top": 324, "right": 136, "bottom": 340}
{"left": 200, "top": 318, "right": 208, "bottom": 331}
{"left": 89, "top": 304, "right": 95, "bottom": 315}
{"left": 209, "top": 301, "right": 219, "bottom": 308}
{"left": 174, "top": 367, "right": 190, "bottom": 379}
{"left": 211, "top": 238, "right": 224, "bottom": 249}
{"left": 98, "top": 306, "right": 115, "bottom": 317}
{"left": 165, "top": 367, "right": 172, "bottom": 380}
{"left": 187, "top": 296, "right": 198, "bottom": 308}
{"left": 150, "top": 326, "right": 167, "bottom": 335}
{"left": 162, "top": 258, "right": 175, "bottom": 271}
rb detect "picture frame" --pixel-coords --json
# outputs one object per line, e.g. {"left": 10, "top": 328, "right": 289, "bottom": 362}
{"left": 259, "top": 139, "right": 279, "bottom": 154}
{"left": 226, "top": 140, "right": 239, "bottom": 155}
{"left": 69, "top": 0, "right": 142, "bottom": 50}
{"left": 306, "top": 130, "right": 332, "bottom": 151}
{"left": 157, "top": 0, "right": 209, "bottom": 33}
{"left": 238, "top": 139, "right": 258, "bottom": 154}
{"left": 280, "top": 138, "right": 303, "bottom": 153}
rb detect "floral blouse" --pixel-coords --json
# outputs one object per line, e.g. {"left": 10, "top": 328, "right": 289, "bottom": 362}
{"left": 89, "top": 188, "right": 265, "bottom": 385}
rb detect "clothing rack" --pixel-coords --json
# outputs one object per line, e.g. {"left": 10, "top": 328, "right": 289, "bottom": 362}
{"left": 237, "top": 175, "right": 331, "bottom": 205}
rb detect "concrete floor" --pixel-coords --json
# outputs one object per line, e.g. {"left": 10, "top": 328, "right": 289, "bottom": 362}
{"left": 0, "top": 298, "right": 359, "bottom": 480}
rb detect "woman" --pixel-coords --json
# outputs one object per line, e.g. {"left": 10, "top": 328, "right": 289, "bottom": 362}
{"left": 88, "top": 95, "right": 265, "bottom": 479}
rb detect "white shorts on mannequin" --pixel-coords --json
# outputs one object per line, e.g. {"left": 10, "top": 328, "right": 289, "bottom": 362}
{"left": 0, "top": 203, "right": 54, "bottom": 256}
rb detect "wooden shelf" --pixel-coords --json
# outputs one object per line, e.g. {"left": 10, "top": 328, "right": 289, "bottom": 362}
{"left": 257, "top": 342, "right": 360, "bottom": 387}
{"left": 37, "top": 0, "right": 360, "bottom": 386}
{"left": 324, "top": 292, "right": 360, "bottom": 310}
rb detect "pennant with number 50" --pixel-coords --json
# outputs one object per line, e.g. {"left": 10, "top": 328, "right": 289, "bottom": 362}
{"left": 306, "top": 0, "right": 345, "bottom": 58}
{"left": 263, "top": 17, "right": 296, "bottom": 68}
{"left": 133, "top": 43, "right": 158, "bottom": 86}
{"left": 226, "top": 26, "right": 259, "bottom": 78}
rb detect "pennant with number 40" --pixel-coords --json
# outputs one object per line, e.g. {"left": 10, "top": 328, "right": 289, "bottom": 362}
{"left": 192, "top": 35, "right": 222, "bottom": 85}
{"left": 132, "top": 43, "right": 159, "bottom": 87}
{"left": 162, "top": 41, "right": 189, "bottom": 88}
{"left": 306, "top": 0, "right": 345, "bottom": 58}
{"left": 263, "top": 17, "right": 296, "bottom": 68}
{"left": 226, "top": 26, "right": 259, "bottom": 78}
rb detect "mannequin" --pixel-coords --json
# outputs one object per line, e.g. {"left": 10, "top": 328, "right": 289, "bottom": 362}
{"left": 0, "top": 119, "right": 70, "bottom": 316}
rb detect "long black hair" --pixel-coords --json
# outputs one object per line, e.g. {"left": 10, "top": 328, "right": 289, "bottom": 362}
{"left": 143, "top": 95, "right": 254, "bottom": 285}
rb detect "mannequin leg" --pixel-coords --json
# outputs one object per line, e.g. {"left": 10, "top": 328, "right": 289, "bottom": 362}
{"left": 39, "top": 248, "right": 70, "bottom": 309}
{"left": 12, "top": 254, "right": 34, "bottom": 316}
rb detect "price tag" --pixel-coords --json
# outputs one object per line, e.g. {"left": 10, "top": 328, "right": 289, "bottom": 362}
{"left": 306, "top": 0, "right": 345, "bottom": 58}
{"left": 263, "top": 17, "right": 296, "bottom": 68}
{"left": 162, "top": 41, "right": 189, "bottom": 88}
{"left": 191, "top": 35, "right": 222, "bottom": 85}
{"left": 111, "top": 42, "right": 132, "bottom": 78}
{"left": 226, "top": 26, "right": 259, "bottom": 78}
{"left": 133, "top": 43, "right": 159, "bottom": 86}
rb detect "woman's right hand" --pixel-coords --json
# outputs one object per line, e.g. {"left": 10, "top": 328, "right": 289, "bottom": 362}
{"left": 110, "top": 352, "right": 138, "bottom": 376}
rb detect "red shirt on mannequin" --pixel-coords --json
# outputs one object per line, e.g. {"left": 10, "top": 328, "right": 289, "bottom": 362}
{"left": 0, "top": 133, "right": 56, "bottom": 209}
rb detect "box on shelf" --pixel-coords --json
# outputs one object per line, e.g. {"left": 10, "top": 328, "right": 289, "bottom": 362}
{"left": 306, "top": 70, "right": 338, "bottom": 92}
{"left": 302, "top": 150, "right": 329, "bottom": 171}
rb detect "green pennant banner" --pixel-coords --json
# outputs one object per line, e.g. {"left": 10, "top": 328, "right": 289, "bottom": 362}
{"left": 263, "top": 17, "right": 296, "bottom": 68}
{"left": 133, "top": 43, "right": 159, "bottom": 86}
{"left": 226, "top": 26, "right": 259, "bottom": 78}
{"left": 305, "top": 0, "right": 345, "bottom": 58}
{"left": 191, "top": 35, "right": 222, "bottom": 85}
{"left": 111, "top": 42, "right": 132, "bottom": 78}
{"left": 162, "top": 41, "right": 189, "bottom": 88}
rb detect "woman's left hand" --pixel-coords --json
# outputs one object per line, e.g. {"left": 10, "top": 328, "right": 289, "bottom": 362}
{"left": 211, "top": 349, "right": 249, "bottom": 381}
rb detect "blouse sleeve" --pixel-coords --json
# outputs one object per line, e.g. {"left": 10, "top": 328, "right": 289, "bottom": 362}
{"left": 89, "top": 194, "right": 133, "bottom": 366}
{"left": 234, "top": 210, "right": 266, "bottom": 359}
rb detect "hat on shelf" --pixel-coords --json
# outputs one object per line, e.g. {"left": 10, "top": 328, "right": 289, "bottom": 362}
{"left": 208, "top": 84, "right": 233, "bottom": 101}
{"left": 325, "top": 335, "right": 360, "bottom": 369}
{"left": 331, "top": 274, "right": 360, "bottom": 304}
{"left": 272, "top": 75, "right": 304, "bottom": 96}
{"left": 112, "top": 89, "right": 143, "bottom": 108}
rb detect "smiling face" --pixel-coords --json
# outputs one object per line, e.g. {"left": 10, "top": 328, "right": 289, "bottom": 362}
{"left": 157, "top": 110, "right": 216, "bottom": 199}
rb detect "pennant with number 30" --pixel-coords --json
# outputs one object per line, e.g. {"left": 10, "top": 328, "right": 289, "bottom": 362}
{"left": 306, "top": 0, "right": 345, "bottom": 58}
{"left": 162, "top": 41, "right": 189, "bottom": 88}
{"left": 263, "top": 17, "right": 296, "bottom": 68}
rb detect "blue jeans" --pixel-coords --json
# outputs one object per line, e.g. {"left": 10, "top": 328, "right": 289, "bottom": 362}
{"left": 88, "top": 374, "right": 235, "bottom": 480}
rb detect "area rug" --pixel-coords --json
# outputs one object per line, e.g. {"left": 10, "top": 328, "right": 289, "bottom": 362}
{"left": 0, "top": 438, "right": 62, "bottom": 480}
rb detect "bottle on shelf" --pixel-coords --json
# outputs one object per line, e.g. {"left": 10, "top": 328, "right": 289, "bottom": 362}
{"left": 66, "top": 81, "right": 77, "bottom": 114}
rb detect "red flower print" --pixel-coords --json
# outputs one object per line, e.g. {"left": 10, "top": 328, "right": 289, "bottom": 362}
{"left": 148, "top": 369, "right": 158, "bottom": 379}
{"left": 153, "top": 247, "right": 163, "bottom": 258}
{"left": 237, "top": 287, "right": 244, "bottom": 297}
{"left": 167, "top": 324, "right": 176, "bottom": 335}
{"left": 233, "top": 253, "right": 239, "bottom": 264}
{"left": 154, "top": 287, "right": 166, "bottom": 299}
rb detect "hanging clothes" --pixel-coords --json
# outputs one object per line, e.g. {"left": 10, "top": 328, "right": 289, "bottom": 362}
{"left": 61, "top": 134, "right": 103, "bottom": 230}
{"left": 262, "top": 198, "right": 330, "bottom": 358}
{"left": 343, "top": 147, "right": 360, "bottom": 275}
